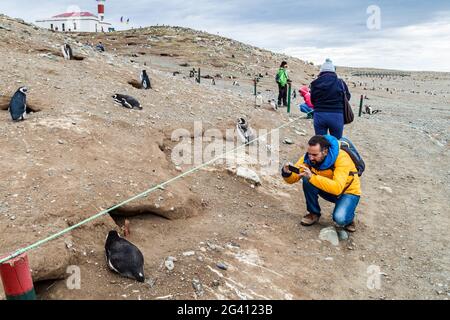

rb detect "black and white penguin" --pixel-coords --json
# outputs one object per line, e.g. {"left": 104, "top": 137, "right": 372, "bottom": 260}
{"left": 140, "top": 70, "right": 152, "bottom": 89}
{"left": 112, "top": 94, "right": 142, "bottom": 110}
{"left": 9, "top": 87, "right": 28, "bottom": 121}
{"left": 105, "top": 230, "right": 145, "bottom": 282}
{"left": 61, "top": 44, "right": 73, "bottom": 60}
{"left": 236, "top": 117, "right": 255, "bottom": 144}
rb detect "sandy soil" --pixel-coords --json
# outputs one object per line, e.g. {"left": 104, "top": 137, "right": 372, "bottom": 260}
{"left": 0, "top": 15, "right": 449, "bottom": 300}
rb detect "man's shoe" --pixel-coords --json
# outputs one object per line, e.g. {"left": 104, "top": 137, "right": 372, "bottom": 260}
{"left": 344, "top": 221, "right": 356, "bottom": 233}
{"left": 301, "top": 213, "right": 320, "bottom": 226}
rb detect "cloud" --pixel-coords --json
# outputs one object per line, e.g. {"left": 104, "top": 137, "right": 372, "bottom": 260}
{"left": 0, "top": 1, "right": 449, "bottom": 71}
{"left": 281, "top": 11, "right": 450, "bottom": 72}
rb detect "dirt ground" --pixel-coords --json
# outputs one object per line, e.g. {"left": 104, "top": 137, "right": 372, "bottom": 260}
{"left": 0, "top": 15, "right": 449, "bottom": 300}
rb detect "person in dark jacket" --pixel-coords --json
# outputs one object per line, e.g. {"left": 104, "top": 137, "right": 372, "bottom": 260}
{"left": 310, "top": 59, "right": 351, "bottom": 139}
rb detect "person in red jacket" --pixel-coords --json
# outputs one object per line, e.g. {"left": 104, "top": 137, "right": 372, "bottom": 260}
{"left": 299, "top": 85, "right": 314, "bottom": 118}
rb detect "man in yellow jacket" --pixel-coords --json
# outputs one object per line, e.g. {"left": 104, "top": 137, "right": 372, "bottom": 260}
{"left": 281, "top": 135, "right": 361, "bottom": 232}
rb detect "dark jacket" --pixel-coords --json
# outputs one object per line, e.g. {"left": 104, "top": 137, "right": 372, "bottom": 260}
{"left": 311, "top": 72, "right": 351, "bottom": 113}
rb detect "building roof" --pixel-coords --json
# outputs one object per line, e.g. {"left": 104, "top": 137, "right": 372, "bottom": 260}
{"left": 52, "top": 12, "right": 97, "bottom": 18}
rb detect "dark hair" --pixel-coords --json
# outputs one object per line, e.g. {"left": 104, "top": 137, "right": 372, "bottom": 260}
{"left": 280, "top": 61, "right": 288, "bottom": 68}
{"left": 308, "top": 135, "right": 331, "bottom": 151}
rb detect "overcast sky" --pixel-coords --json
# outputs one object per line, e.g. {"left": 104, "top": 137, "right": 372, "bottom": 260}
{"left": 1, "top": 0, "right": 449, "bottom": 71}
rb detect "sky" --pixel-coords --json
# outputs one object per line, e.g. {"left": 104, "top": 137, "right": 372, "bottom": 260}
{"left": 1, "top": 0, "right": 449, "bottom": 72}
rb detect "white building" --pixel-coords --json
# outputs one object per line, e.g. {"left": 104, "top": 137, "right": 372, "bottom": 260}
{"left": 35, "top": 0, "right": 113, "bottom": 33}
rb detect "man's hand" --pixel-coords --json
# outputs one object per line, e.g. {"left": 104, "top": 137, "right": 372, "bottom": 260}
{"left": 282, "top": 162, "right": 292, "bottom": 175}
{"left": 299, "top": 165, "right": 312, "bottom": 179}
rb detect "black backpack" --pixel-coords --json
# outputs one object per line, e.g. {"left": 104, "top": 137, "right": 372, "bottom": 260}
{"left": 339, "top": 137, "right": 365, "bottom": 177}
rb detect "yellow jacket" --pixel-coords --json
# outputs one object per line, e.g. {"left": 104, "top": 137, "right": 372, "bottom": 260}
{"left": 284, "top": 150, "right": 361, "bottom": 196}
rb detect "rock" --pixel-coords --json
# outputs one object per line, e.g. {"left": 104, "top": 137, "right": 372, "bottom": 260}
{"left": 236, "top": 167, "right": 261, "bottom": 185}
{"left": 379, "top": 186, "right": 393, "bottom": 194}
{"left": 182, "top": 251, "right": 195, "bottom": 257}
{"left": 283, "top": 138, "right": 294, "bottom": 145}
{"left": 319, "top": 227, "right": 339, "bottom": 246}
{"left": 64, "top": 240, "right": 73, "bottom": 249}
{"left": 217, "top": 262, "right": 228, "bottom": 270}
{"left": 0, "top": 24, "right": 12, "bottom": 31}
{"left": 192, "top": 278, "right": 204, "bottom": 296}
{"left": 337, "top": 230, "right": 349, "bottom": 241}
{"left": 212, "top": 280, "right": 221, "bottom": 287}
{"left": 146, "top": 278, "right": 156, "bottom": 288}
{"left": 165, "top": 259, "right": 174, "bottom": 271}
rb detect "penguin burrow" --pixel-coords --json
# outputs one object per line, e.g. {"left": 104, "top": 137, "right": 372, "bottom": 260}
{"left": 127, "top": 70, "right": 152, "bottom": 90}
{"left": 1, "top": 90, "right": 42, "bottom": 115}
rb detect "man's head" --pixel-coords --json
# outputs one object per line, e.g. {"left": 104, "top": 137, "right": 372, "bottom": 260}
{"left": 280, "top": 61, "right": 288, "bottom": 69}
{"left": 307, "top": 135, "right": 331, "bottom": 165}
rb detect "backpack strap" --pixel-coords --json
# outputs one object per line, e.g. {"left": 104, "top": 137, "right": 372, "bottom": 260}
{"left": 340, "top": 175, "right": 355, "bottom": 196}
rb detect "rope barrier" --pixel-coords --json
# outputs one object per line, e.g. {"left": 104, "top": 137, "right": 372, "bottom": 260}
{"left": 0, "top": 117, "right": 301, "bottom": 265}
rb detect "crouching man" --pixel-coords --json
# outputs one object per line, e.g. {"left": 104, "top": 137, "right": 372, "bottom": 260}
{"left": 281, "top": 135, "right": 361, "bottom": 232}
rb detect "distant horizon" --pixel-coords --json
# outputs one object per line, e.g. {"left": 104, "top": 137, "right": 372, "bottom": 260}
{"left": 1, "top": 0, "right": 449, "bottom": 72}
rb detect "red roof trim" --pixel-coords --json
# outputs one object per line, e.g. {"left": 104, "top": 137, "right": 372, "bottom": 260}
{"left": 52, "top": 12, "right": 97, "bottom": 18}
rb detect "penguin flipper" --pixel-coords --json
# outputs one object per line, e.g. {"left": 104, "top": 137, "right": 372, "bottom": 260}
{"left": 123, "top": 100, "right": 133, "bottom": 109}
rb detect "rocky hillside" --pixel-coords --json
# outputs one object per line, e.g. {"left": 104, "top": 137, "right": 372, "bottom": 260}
{"left": 0, "top": 14, "right": 449, "bottom": 300}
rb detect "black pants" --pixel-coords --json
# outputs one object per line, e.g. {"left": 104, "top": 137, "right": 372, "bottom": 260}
{"left": 278, "top": 84, "right": 288, "bottom": 106}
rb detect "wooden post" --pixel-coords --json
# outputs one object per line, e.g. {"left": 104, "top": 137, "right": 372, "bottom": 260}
{"left": 197, "top": 68, "right": 201, "bottom": 84}
{"left": 253, "top": 78, "right": 257, "bottom": 96}
{"left": 359, "top": 95, "right": 364, "bottom": 117}
{"left": 0, "top": 254, "right": 36, "bottom": 300}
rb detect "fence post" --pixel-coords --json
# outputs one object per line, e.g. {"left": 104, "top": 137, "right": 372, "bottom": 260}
{"left": 197, "top": 68, "right": 201, "bottom": 84}
{"left": 0, "top": 254, "right": 36, "bottom": 300}
{"left": 359, "top": 95, "right": 364, "bottom": 117}
{"left": 253, "top": 78, "right": 257, "bottom": 96}
{"left": 287, "top": 82, "right": 292, "bottom": 113}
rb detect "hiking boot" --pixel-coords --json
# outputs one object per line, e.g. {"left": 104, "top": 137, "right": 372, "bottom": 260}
{"left": 344, "top": 221, "right": 356, "bottom": 233}
{"left": 301, "top": 213, "right": 320, "bottom": 226}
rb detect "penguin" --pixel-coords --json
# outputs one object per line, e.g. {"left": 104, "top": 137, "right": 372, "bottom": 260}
{"left": 236, "top": 118, "right": 255, "bottom": 145}
{"left": 269, "top": 99, "right": 278, "bottom": 111}
{"left": 140, "top": 70, "right": 152, "bottom": 89}
{"left": 112, "top": 94, "right": 142, "bottom": 110}
{"left": 61, "top": 43, "right": 73, "bottom": 60}
{"left": 9, "top": 87, "right": 28, "bottom": 121}
{"left": 105, "top": 230, "right": 145, "bottom": 282}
